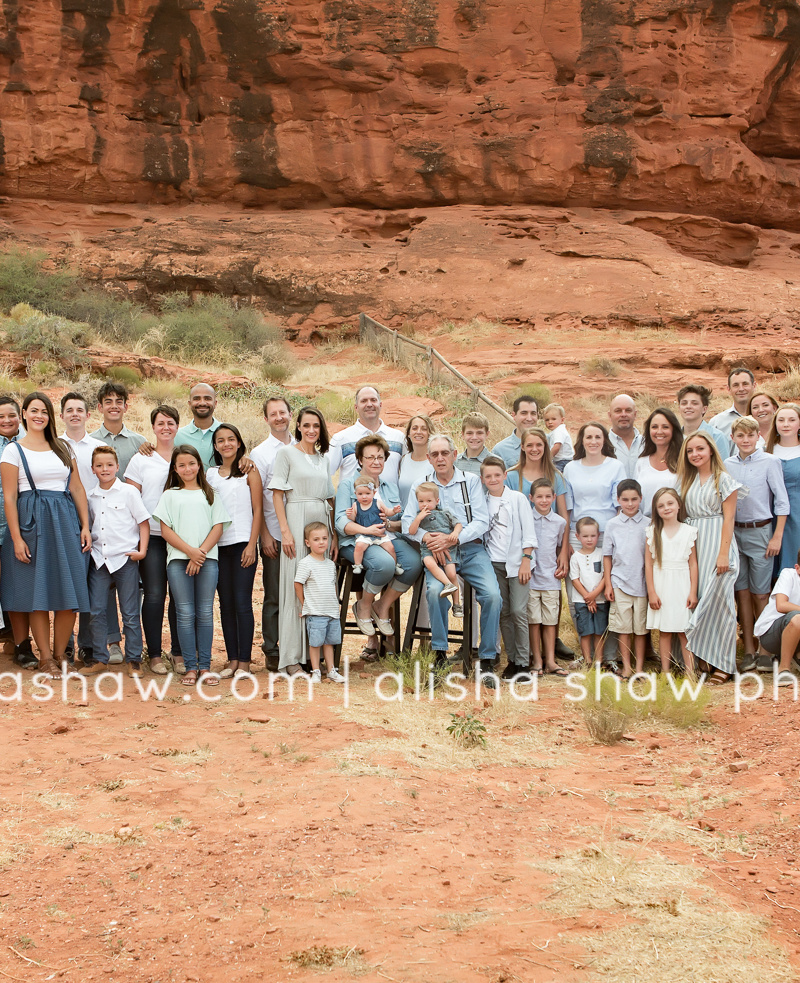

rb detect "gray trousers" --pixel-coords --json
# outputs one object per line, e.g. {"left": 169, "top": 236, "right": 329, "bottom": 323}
{"left": 492, "top": 562, "right": 530, "bottom": 667}
{"left": 260, "top": 547, "right": 281, "bottom": 668}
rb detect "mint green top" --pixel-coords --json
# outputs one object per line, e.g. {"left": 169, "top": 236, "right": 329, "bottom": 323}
{"left": 175, "top": 419, "right": 222, "bottom": 468}
{"left": 152, "top": 488, "right": 231, "bottom": 563}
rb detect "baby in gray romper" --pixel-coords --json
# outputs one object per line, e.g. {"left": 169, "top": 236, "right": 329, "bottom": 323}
{"left": 408, "top": 482, "right": 464, "bottom": 616}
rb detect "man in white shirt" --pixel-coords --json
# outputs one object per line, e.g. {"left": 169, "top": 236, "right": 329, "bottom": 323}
{"left": 251, "top": 397, "right": 295, "bottom": 671}
{"left": 327, "top": 386, "right": 404, "bottom": 484}
{"left": 491, "top": 396, "right": 539, "bottom": 468}
{"left": 709, "top": 367, "right": 756, "bottom": 436}
{"left": 607, "top": 394, "right": 644, "bottom": 479}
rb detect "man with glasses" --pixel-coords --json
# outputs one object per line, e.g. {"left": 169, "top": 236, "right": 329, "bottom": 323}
{"left": 402, "top": 435, "right": 501, "bottom": 686}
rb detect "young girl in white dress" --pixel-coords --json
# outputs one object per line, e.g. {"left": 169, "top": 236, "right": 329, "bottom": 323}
{"left": 645, "top": 487, "right": 699, "bottom": 675}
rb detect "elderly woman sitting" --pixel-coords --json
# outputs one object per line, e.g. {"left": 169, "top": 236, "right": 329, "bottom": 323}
{"left": 335, "top": 434, "right": 422, "bottom": 657}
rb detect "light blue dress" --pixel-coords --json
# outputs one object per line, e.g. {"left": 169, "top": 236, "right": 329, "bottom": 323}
{"left": 777, "top": 455, "right": 800, "bottom": 571}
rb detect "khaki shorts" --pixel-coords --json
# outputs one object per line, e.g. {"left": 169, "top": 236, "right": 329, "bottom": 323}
{"left": 608, "top": 588, "right": 648, "bottom": 636}
{"left": 527, "top": 589, "right": 560, "bottom": 626}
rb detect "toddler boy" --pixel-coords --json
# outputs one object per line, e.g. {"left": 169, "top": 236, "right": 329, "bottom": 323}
{"left": 294, "top": 521, "right": 346, "bottom": 683}
{"left": 570, "top": 516, "right": 608, "bottom": 665}
{"left": 542, "top": 403, "right": 573, "bottom": 471}
{"left": 408, "top": 482, "right": 463, "bottom": 616}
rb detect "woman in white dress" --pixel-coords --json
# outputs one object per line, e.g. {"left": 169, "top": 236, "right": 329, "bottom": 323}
{"left": 270, "top": 408, "right": 337, "bottom": 676}
{"left": 635, "top": 408, "right": 682, "bottom": 517}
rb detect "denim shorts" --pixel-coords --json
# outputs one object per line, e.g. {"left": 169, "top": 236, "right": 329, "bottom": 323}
{"left": 306, "top": 615, "right": 342, "bottom": 647}
{"left": 574, "top": 602, "right": 609, "bottom": 638}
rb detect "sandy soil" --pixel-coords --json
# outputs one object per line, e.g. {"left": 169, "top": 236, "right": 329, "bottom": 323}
{"left": 2, "top": 611, "right": 800, "bottom": 983}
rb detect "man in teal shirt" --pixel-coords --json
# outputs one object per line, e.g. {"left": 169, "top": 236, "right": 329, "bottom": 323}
{"left": 175, "top": 384, "right": 222, "bottom": 467}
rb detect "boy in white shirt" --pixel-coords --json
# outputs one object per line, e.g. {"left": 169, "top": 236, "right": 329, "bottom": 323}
{"left": 80, "top": 447, "right": 150, "bottom": 678}
{"left": 480, "top": 456, "right": 537, "bottom": 682}
{"left": 542, "top": 403, "right": 574, "bottom": 471}
{"left": 753, "top": 551, "right": 800, "bottom": 687}
{"left": 294, "top": 522, "right": 346, "bottom": 684}
{"left": 570, "top": 516, "right": 608, "bottom": 666}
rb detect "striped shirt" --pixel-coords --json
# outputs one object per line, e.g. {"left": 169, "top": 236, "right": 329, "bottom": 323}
{"left": 327, "top": 420, "right": 404, "bottom": 484}
{"left": 294, "top": 555, "right": 340, "bottom": 618}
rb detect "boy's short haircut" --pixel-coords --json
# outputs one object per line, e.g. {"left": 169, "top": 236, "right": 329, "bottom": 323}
{"left": 92, "top": 444, "right": 118, "bottom": 464}
{"left": 97, "top": 381, "right": 129, "bottom": 404}
{"left": 479, "top": 454, "right": 506, "bottom": 474}
{"left": 462, "top": 411, "right": 490, "bottom": 433}
{"left": 416, "top": 481, "right": 440, "bottom": 500}
{"left": 617, "top": 479, "right": 642, "bottom": 498}
{"left": 731, "top": 415, "right": 760, "bottom": 436}
{"left": 531, "top": 477, "right": 554, "bottom": 494}
{"left": 0, "top": 395, "right": 21, "bottom": 414}
{"left": 677, "top": 383, "right": 712, "bottom": 406}
{"left": 150, "top": 403, "right": 180, "bottom": 426}
{"left": 576, "top": 516, "right": 600, "bottom": 533}
{"left": 353, "top": 475, "right": 377, "bottom": 489}
{"left": 304, "top": 521, "right": 328, "bottom": 540}
{"left": 60, "top": 390, "right": 88, "bottom": 412}
{"left": 543, "top": 403, "right": 565, "bottom": 418}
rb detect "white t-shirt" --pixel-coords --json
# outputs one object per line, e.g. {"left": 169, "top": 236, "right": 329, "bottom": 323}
{"left": 754, "top": 567, "right": 800, "bottom": 637}
{"left": 0, "top": 443, "right": 72, "bottom": 492}
{"left": 635, "top": 457, "right": 680, "bottom": 517}
{"left": 250, "top": 434, "right": 295, "bottom": 540}
{"left": 124, "top": 451, "right": 171, "bottom": 536}
{"left": 62, "top": 433, "right": 103, "bottom": 494}
{"left": 206, "top": 469, "right": 254, "bottom": 547}
{"left": 772, "top": 444, "right": 800, "bottom": 461}
{"left": 547, "top": 423, "right": 573, "bottom": 463}
{"left": 485, "top": 494, "right": 511, "bottom": 563}
{"left": 569, "top": 547, "right": 605, "bottom": 604}
{"left": 294, "top": 555, "right": 339, "bottom": 618}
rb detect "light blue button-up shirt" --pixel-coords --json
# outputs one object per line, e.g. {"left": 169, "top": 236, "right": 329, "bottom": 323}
{"left": 608, "top": 428, "right": 644, "bottom": 479}
{"left": 490, "top": 432, "right": 522, "bottom": 469}
{"left": 603, "top": 510, "right": 647, "bottom": 596}
{"left": 402, "top": 466, "right": 490, "bottom": 544}
{"left": 724, "top": 448, "right": 789, "bottom": 523}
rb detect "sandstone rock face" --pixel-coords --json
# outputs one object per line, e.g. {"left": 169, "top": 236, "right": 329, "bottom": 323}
{"left": 1, "top": 1, "right": 800, "bottom": 228}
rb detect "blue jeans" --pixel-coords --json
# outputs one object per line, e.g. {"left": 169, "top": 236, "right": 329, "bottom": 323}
{"left": 339, "top": 537, "right": 421, "bottom": 595}
{"left": 166, "top": 559, "right": 218, "bottom": 672}
{"left": 217, "top": 542, "right": 257, "bottom": 662}
{"left": 139, "top": 535, "right": 181, "bottom": 658}
{"left": 426, "top": 540, "right": 501, "bottom": 661}
{"left": 88, "top": 559, "right": 143, "bottom": 664}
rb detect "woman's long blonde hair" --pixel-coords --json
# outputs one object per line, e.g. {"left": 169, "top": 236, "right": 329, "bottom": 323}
{"left": 649, "top": 487, "right": 686, "bottom": 568}
{"left": 678, "top": 430, "right": 726, "bottom": 500}
{"left": 508, "top": 426, "right": 555, "bottom": 488}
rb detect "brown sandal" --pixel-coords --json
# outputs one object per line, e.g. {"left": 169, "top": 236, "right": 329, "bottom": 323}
{"left": 706, "top": 670, "right": 731, "bottom": 686}
{"left": 181, "top": 670, "right": 198, "bottom": 686}
{"left": 197, "top": 670, "right": 219, "bottom": 687}
{"left": 38, "top": 660, "right": 63, "bottom": 680}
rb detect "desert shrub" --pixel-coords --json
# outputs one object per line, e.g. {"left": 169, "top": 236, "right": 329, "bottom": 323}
{"left": 139, "top": 378, "right": 187, "bottom": 405}
{"left": 577, "top": 665, "right": 711, "bottom": 730}
{"left": 106, "top": 365, "right": 142, "bottom": 388}
{"left": 28, "top": 360, "right": 60, "bottom": 386}
{"left": 581, "top": 356, "right": 621, "bottom": 378}
{"left": 314, "top": 390, "right": 354, "bottom": 425}
{"left": 506, "top": 382, "right": 553, "bottom": 409}
{"left": 5, "top": 312, "right": 91, "bottom": 369}
{"left": 262, "top": 362, "right": 290, "bottom": 383}
{"left": 382, "top": 645, "right": 451, "bottom": 691}
{"left": 583, "top": 705, "right": 626, "bottom": 745}
{"left": 446, "top": 710, "right": 488, "bottom": 749}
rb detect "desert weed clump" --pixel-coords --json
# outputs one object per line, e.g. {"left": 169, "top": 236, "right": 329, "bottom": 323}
{"left": 506, "top": 381, "right": 553, "bottom": 409}
{"left": 446, "top": 709, "right": 488, "bottom": 749}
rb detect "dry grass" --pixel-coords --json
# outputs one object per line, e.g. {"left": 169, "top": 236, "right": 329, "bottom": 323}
{"left": 536, "top": 838, "right": 791, "bottom": 982}
{"left": 438, "top": 317, "right": 502, "bottom": 347}
{"left": 580, "top": 355, "right": 622, "bottom": 377}
{"left": 440, "top": 910, "right": 491, "bottom": 933}
{"left": 289, "top": 944, "right": 369, "bottom": 974}
{"left": 583, "top": 705, "right": 627, "bottom": 744}
{"left": 43, "top": 826, "right": 117, "bottom": 847}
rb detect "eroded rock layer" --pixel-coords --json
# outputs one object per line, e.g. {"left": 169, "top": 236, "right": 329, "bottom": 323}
{"left": 1, "top": 1, "right": 800, "bottom": 226}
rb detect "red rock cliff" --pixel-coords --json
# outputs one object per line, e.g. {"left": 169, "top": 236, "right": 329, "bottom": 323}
{"left": 1, "top": 1, "right": 800, "bottom": 227}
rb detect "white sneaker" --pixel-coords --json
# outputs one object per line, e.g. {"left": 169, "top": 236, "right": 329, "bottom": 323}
{"left": 310, "top": 669, "right": 322, "bottom": 683}
{"left": 352, "top": 564, "right": 363, "bottom": 574}
{"left": 327, "top": 667, "right": 346, "bottom": 684}
{"left": 107, "top": 643, "right": 124, "bottom": 665}
{"left": 395, "top": 563, "right": 405, "bottom": 574}
{"left": 440, "top": 582, "right": 459, "bottom": 597}
{"left": 451, "top": 603, "right": 463, "bottom": 618}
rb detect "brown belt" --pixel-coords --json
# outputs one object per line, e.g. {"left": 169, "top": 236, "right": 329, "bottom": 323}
{"left": 734, "top": 518, "right": 772, "bottom": 529}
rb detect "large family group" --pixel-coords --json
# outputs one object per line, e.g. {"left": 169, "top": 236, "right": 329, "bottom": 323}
{"left": 1, "top": 368, "right": 799, "bottom": 691}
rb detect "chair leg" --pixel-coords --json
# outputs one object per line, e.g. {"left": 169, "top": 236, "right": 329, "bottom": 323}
{"left": 462, "top": 583, "right": 474, "bottom": 676}
{"left": 334, "top": 564, "right": 353, "bottom": 668}
{"left": 403, "top": 575, "right": 424, "bottom": 653}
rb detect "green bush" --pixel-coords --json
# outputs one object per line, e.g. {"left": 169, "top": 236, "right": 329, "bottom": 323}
{"left": 106, "top": 365, "right": 142, "bottom": 388}
{"left": 577, "top": 665, "right": 711, "bottom": 730}
{"left": 5, "top": 312, "right": 91, "bottom": 369}
{"left": 506, "top": 382, "right": 553, "bottom": 409}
